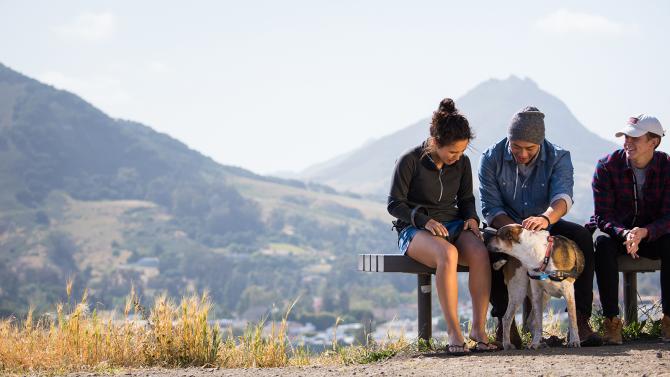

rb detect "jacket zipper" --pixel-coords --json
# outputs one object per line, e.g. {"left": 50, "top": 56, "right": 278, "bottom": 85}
{"left": 438, "top": 169, "right": 443, "bottom": 201}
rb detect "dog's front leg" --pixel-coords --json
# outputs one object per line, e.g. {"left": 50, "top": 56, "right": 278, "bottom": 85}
{"left": 502, "top": 270, "right": 527, "bottom": 350}
{"left": 528, "top": 281, "right": 547, "bottom": 349}
{"left": 528, "top": 293, "right": 550, "bottom": 335}
{"left": 563, "top": 282, "right": 581, "bottom": 348}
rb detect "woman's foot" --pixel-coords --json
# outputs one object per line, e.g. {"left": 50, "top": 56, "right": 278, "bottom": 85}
{"left": 468, "top": 339, "right": 499, "bottom": 352}
{"left": 468, "top": 331, "right": 499, "bottom": 352}
{"left": 446, "top": 343, "right": 470, "bottom": 356}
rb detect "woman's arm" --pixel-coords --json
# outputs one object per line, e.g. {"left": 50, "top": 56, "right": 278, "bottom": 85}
{"left": 457, "top": 156, "right": 479, "bottom": 224}
{"left": 387, "top": 152, "right": 430, "bottom": 228}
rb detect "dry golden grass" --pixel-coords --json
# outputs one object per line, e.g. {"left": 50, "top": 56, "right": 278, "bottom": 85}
{"left": 0, "top": 280, "right": 603, "bottom": 376}
{"left": 0, "top": 282, "right": 413, "bottom": 375}
{"left": 0, "top": 285, "right": 309, "bottom": 375}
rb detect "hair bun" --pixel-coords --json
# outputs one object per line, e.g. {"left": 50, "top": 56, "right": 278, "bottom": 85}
{"left": 438, "top": 98, "right": 457, "bottom": 115}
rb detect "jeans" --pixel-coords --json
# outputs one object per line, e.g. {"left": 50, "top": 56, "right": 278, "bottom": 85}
{"left": 594, "top": 233, "right": 670, "bottom": 318}
{"left": 490, "top": 219, "right": 596, "bottom": 318}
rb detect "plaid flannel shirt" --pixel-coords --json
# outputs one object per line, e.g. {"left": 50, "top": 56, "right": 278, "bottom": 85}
{"left": 586, "top": 149, "right": 670, "bottom": 241}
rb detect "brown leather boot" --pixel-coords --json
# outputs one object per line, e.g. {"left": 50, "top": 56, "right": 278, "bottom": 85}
{"left": 603, "top": 316, "right": 623, "bottom": 345}
{"left": 576, "top": 311, "right": 603, "bottom": 346}
{"left": 494, "top": 317, "right": 523, "bottom": 349}
{"left": 661, "top": 315, "right": 670, "bottom": 342}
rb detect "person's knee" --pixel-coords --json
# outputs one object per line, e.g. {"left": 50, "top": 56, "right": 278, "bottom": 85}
{"left": 436, "top": 243, "right": 458, "bottom": 268}
{"left": 470, "top": 245, "right": 490, "bottom": 266}
{"left": 657, "top": 235, "right": 670, "bottom": 264}
{"left": 657, "top": 234, "right": 670, "bottom": 252}
{"left": 571, "top": 226, "right": 594, "bottom": 252}
{"left": 594, "top": 235, "right": 617, "bottom": 258}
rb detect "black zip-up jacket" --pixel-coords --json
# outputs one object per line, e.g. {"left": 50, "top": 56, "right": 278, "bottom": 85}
{"left": 387, "top": 144, "right": 479, "bottom": 233}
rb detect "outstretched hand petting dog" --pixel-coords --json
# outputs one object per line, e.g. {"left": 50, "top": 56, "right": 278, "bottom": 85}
{"left": 521, "top": 216, "right": 549, "bottom": 231}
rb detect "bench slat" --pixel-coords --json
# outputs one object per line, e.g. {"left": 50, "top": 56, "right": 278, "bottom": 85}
{"left": 617, "top": 255, "right": 661, "bottom": 273}
{"left": 358, "top": 254, "right": 468, "bottom": 273}
{"left": 359, "top": 254, "right": 660, "bottom": 274}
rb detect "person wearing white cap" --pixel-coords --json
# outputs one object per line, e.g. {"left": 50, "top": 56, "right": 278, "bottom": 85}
{"left": 587, "top": 114, "right": 670, "bottom": 344}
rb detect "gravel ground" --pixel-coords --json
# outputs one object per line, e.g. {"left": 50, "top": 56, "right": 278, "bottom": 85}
{"left": 65, "top": 340, "right": 670, "bottom": 377}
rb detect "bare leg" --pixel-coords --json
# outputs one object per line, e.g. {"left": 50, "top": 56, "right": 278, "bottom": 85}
{"left": 407, "top": 231, "right": 464, "bottom": 346}
{"left": 455, "top": 231, "right": 491, "bottom": 344}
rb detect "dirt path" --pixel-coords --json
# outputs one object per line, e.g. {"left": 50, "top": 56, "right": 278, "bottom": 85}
{"left": 68, "top": 341, "right": 670, "bottom": 377}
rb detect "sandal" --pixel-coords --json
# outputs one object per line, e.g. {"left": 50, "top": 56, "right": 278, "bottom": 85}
{"left": 469, "top": 340, "right": 499, "bottom": 352}
{"left": 446, "top": 343, "right": 470, "bottom": 356}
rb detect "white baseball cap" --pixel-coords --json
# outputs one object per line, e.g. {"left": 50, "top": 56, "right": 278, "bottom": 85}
{"left": 615, "top": 114, "right": 665, "bottom": 138}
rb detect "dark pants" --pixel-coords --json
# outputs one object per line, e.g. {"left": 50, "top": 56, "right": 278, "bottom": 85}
{"left": 490, "top": 220, "right": 596, "bottom": 318}
{"left": 594, "top": 233, "right": 670, "bottom": 318}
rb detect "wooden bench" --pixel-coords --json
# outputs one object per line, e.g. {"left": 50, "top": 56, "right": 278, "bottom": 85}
{"left": 358, "top": 253, "right": 661, "bottom": 342}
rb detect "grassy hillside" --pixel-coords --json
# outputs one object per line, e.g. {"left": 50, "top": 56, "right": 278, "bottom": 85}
{"left": 0, "top": 62, "right": 408, "bottom": 323}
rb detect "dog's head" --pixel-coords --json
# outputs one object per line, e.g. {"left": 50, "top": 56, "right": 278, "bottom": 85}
{"left": 486, "top": 224, "right": 550, "bottom": 264}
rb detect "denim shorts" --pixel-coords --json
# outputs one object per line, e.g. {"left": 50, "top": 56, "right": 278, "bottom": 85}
{"left": 397, "top": 219, "right": 465, "bottom": 255}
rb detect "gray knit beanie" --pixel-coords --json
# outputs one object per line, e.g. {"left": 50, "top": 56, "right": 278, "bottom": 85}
{"left": 508, "top": 106, "right": 545, "bottom": 144}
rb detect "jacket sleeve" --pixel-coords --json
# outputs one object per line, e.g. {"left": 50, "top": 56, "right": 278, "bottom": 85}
{"left": 548, "top": 150, "right": 574, "bottom": 211}
{"left": 645, "top": 164, "right": 670, "bottom": 241}
{"left": 479, "top": 150, "right": 507, "bottom": 225}
{"left": 457, "top": 156, "right": 479, "bottom": 224}
{"left": 590, "top": 158, "right": 628, "bottom": 238}
{"left": 387, "top": 152, "right": 430, "bottom": 228}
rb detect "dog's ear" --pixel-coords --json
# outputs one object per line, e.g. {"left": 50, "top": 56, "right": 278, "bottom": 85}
{"left": 499, "top": 224, "right": 523, "bottom": 243}
{"left": 509, "top": 225, "right": 523, "bottom": 243}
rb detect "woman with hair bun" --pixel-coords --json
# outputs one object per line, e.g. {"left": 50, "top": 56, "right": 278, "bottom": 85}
{"left": 388, "top": 98, "right": 494, "bottom": 354}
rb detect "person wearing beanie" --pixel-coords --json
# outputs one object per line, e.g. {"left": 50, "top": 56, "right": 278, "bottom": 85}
{"left": 479, "top": 106, "right": 603, "bottom": 347}
{"left": 587, "top": 114, "right": 670, "bottom": 344}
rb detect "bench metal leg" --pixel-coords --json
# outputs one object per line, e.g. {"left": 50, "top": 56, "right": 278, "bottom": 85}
{"left": 417, "top": 273, "right": 432, "bottom": 342}
{"left": 623, "top": 272, "right": 638, "bottom": 323}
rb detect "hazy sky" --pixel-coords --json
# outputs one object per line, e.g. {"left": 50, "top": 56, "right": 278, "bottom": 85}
{"left": 2, "top": 1, "right": 669, "bottom": 174}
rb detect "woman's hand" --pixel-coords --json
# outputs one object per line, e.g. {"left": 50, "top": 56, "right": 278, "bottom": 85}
{"left": 425, "top": 219, "right": 449, "bottom": 238}
{"left": 464, "top": 218, "right": 483, "bottom": 241}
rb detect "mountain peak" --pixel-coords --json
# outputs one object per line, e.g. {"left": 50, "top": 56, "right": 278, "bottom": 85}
{"left": 472, "top": 75, "right": 540, "bottom": 94}
{"left": 300, "top": 75, "right": 619, "bottom": 210}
